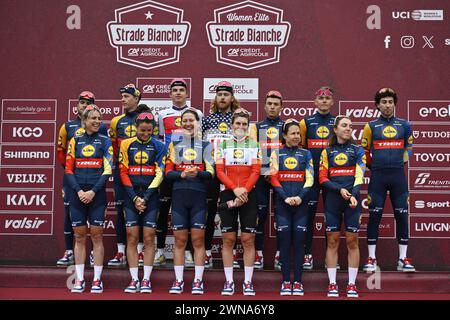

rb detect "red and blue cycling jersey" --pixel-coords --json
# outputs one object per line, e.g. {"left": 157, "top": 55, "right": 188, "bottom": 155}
{"left": 361, "top": 116, "right": 413, "bottom": 170}
{"left": 319, "top": 142, "right": 366, "bottom": 197}
{"left": 65, "top": 132, "right": 113, "bottom": 192}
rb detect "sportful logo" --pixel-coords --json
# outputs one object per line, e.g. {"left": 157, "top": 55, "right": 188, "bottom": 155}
{"left": 206, "top": 0, "right": 291, "bottom": 70}
{"left": 107, "top": 0, "right": 191, "bottom": 70}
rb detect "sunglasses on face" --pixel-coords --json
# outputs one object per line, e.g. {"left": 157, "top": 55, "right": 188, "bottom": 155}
{"left": 137, "top": 112, "right": 154, "bottom": 121}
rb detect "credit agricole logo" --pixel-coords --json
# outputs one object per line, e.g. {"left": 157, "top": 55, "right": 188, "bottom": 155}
{"left": 107, "top": 0, "right": 191, "bottom": 70}
{"left": 206, "top": 0, "right": 291, "bottom": 70}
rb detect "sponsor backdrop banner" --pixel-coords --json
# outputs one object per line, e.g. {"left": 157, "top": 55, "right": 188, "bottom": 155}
{"left": 0, "top": 0, "right": 449, "bottom": 268}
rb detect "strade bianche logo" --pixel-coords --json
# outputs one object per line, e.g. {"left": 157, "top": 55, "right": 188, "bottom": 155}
{"left": 107, "top": 0, "right": 191, "bottom": 70}
{"left": 206, "top": 0, "right": 291, "bottom": 70}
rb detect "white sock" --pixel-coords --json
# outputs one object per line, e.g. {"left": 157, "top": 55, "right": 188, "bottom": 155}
{"left": 143, "top": 266, "right": 153, "bottom": 280}
{"left": 368, "top": 245, "right": 376, "bottom": 259}
{"left": 75, "top": 264, "right": 85, "bottom": 281}
{"left": 94, "top": 265, "right": 103, "bottom": 280}
{"left": 348, "top": 267, "right": 358, "bottom": 285}
{"left": 206, "top": 250, "right": 212, "bottom": 256}
{"left": 327, "top": 268, "right": 337, "bottom": 284}
{"left": 137, "top": 242, "right": 144, "bottom": 254}
{"left": 129, "top": 267, "right": 139, "bottom": 281}
{"left": 399, "top": 244, "right": 408, "bottom": 260}
{"left": 257, "top": 250, "right": 263, "bottom": 256}
{"left": 224, "top": 267, "right": 233, "bottom": 283}
{"left": 194, "top": 266, "right": 205, "bottom": 281}
{"left": 118, "top": 244, "right": 126, "bottom": 253}
{"left": 244, "top": 266, "right": 254, "bottom": 283}
{"left": 174, "top": 265, "right": 184, "bottom": 282}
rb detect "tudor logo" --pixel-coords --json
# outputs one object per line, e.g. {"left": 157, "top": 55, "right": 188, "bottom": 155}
{"left": 382, "top": 126, "right": 397, "bottom": 138}
{"left": 183, "top": 148, "right": 197, "bottom": 161}
{"left": 12, "top": 127, "right": 43, "bottom": 138}
{"left": 316, "top": 126, "right": 330, "bottom": 138}
{"left": 284, "top": 157, "right": 298, "bottom": 169}
{"left": 81, "top": 145, "right": 95, "bottom": 157}
{"left": 316, "top": 222, "right": 323, "bottom": 231}
{"left": 334, "top": 153, "right": 348, "bottom": 166}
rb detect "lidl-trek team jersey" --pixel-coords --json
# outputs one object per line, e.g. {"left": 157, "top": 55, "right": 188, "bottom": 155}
{"left": 65, "top": 132, "right": 113, "bottom": 192}
{"left": 119, "top": 136, "right": 166, "bottom": 202}
{"left": 361, "top": 116, "right": 413, "bottom": 170}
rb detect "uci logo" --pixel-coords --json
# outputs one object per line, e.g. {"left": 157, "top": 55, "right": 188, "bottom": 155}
{"left": 82, "top": 145, "right": 95, "bottom": 157}
{"left": 134, "top": 151, "right": 149, "bottom": 164}
{"left": 266, "top": 127, "right": 279, "bottom": 139}
{"left": 284, "top": 157, "right": 298, "bottom": 169}
{"left": 175, "top": 117, "right": 182, "bottom": 127}
{"left": 75, "top": 128, "right": 85, "bottom": 137}
{"left": 183, "top": 148, "right": 197, "bottom": 161}
{"left": 316, "top": 126, "right": 330, "bottom": 138}
{"left": 218, "top": 122, "right": 228, "bottom": 133}
{"left": 383, "top": 126, "right": 397, "bottom": 138}
{"left": 125, "top": 125, "right": 137, "bottom": 137}
{"left": 234, "top": 149, "right": 244, "bottom": 159}
{"left": 334, "top": 153, "right": 348, "bottom": 166}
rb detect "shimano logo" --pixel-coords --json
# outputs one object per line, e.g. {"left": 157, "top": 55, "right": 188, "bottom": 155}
{"left": 419, "top": 105, "right": 450, "bottom": 118}
{"left": 12, "top": 127, "right": 43, "bottom": 138}
{"left": 4, "top": 217, "right": 46, "bottom": 229}
{"left": 4, "top": 151, "right": 50, "bottom": 159}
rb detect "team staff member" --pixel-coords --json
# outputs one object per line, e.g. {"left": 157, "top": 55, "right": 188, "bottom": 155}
{"left": 155, "top": 79, "right": 203, "bottom": 267}
{"left": 216, "top": 108, "right": 261, "bottom": 296}
{"left": 65, "top": 105, "right": 113, "bottom": 293}
{"left": 249, "top": 90, "right": 285, "bottom": 270}
{"left": 108, "top": 84, "right": 144, "bottom": 267}
{"left": 270, "top": 119, "right": 313, "bottom": 296}
{"left": 166, "top": 109, "right": 214, "bottom": 295}
{"left": 319, "top": 116, "right": 366, "bottom": 298}
{"left": 299, "top": 86, "right": 336, "bottom": 270}
{"left": 202, "top": 81, "right": 240, "bottom": 268}
{"left": 56, "top": 91, "right": 107, "bottom": 266}
{"left": 362, "top": 88, "right": 415, "bottom": 273}
{"left": 120, "top": 113, "right": 166, "bottom": 294}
